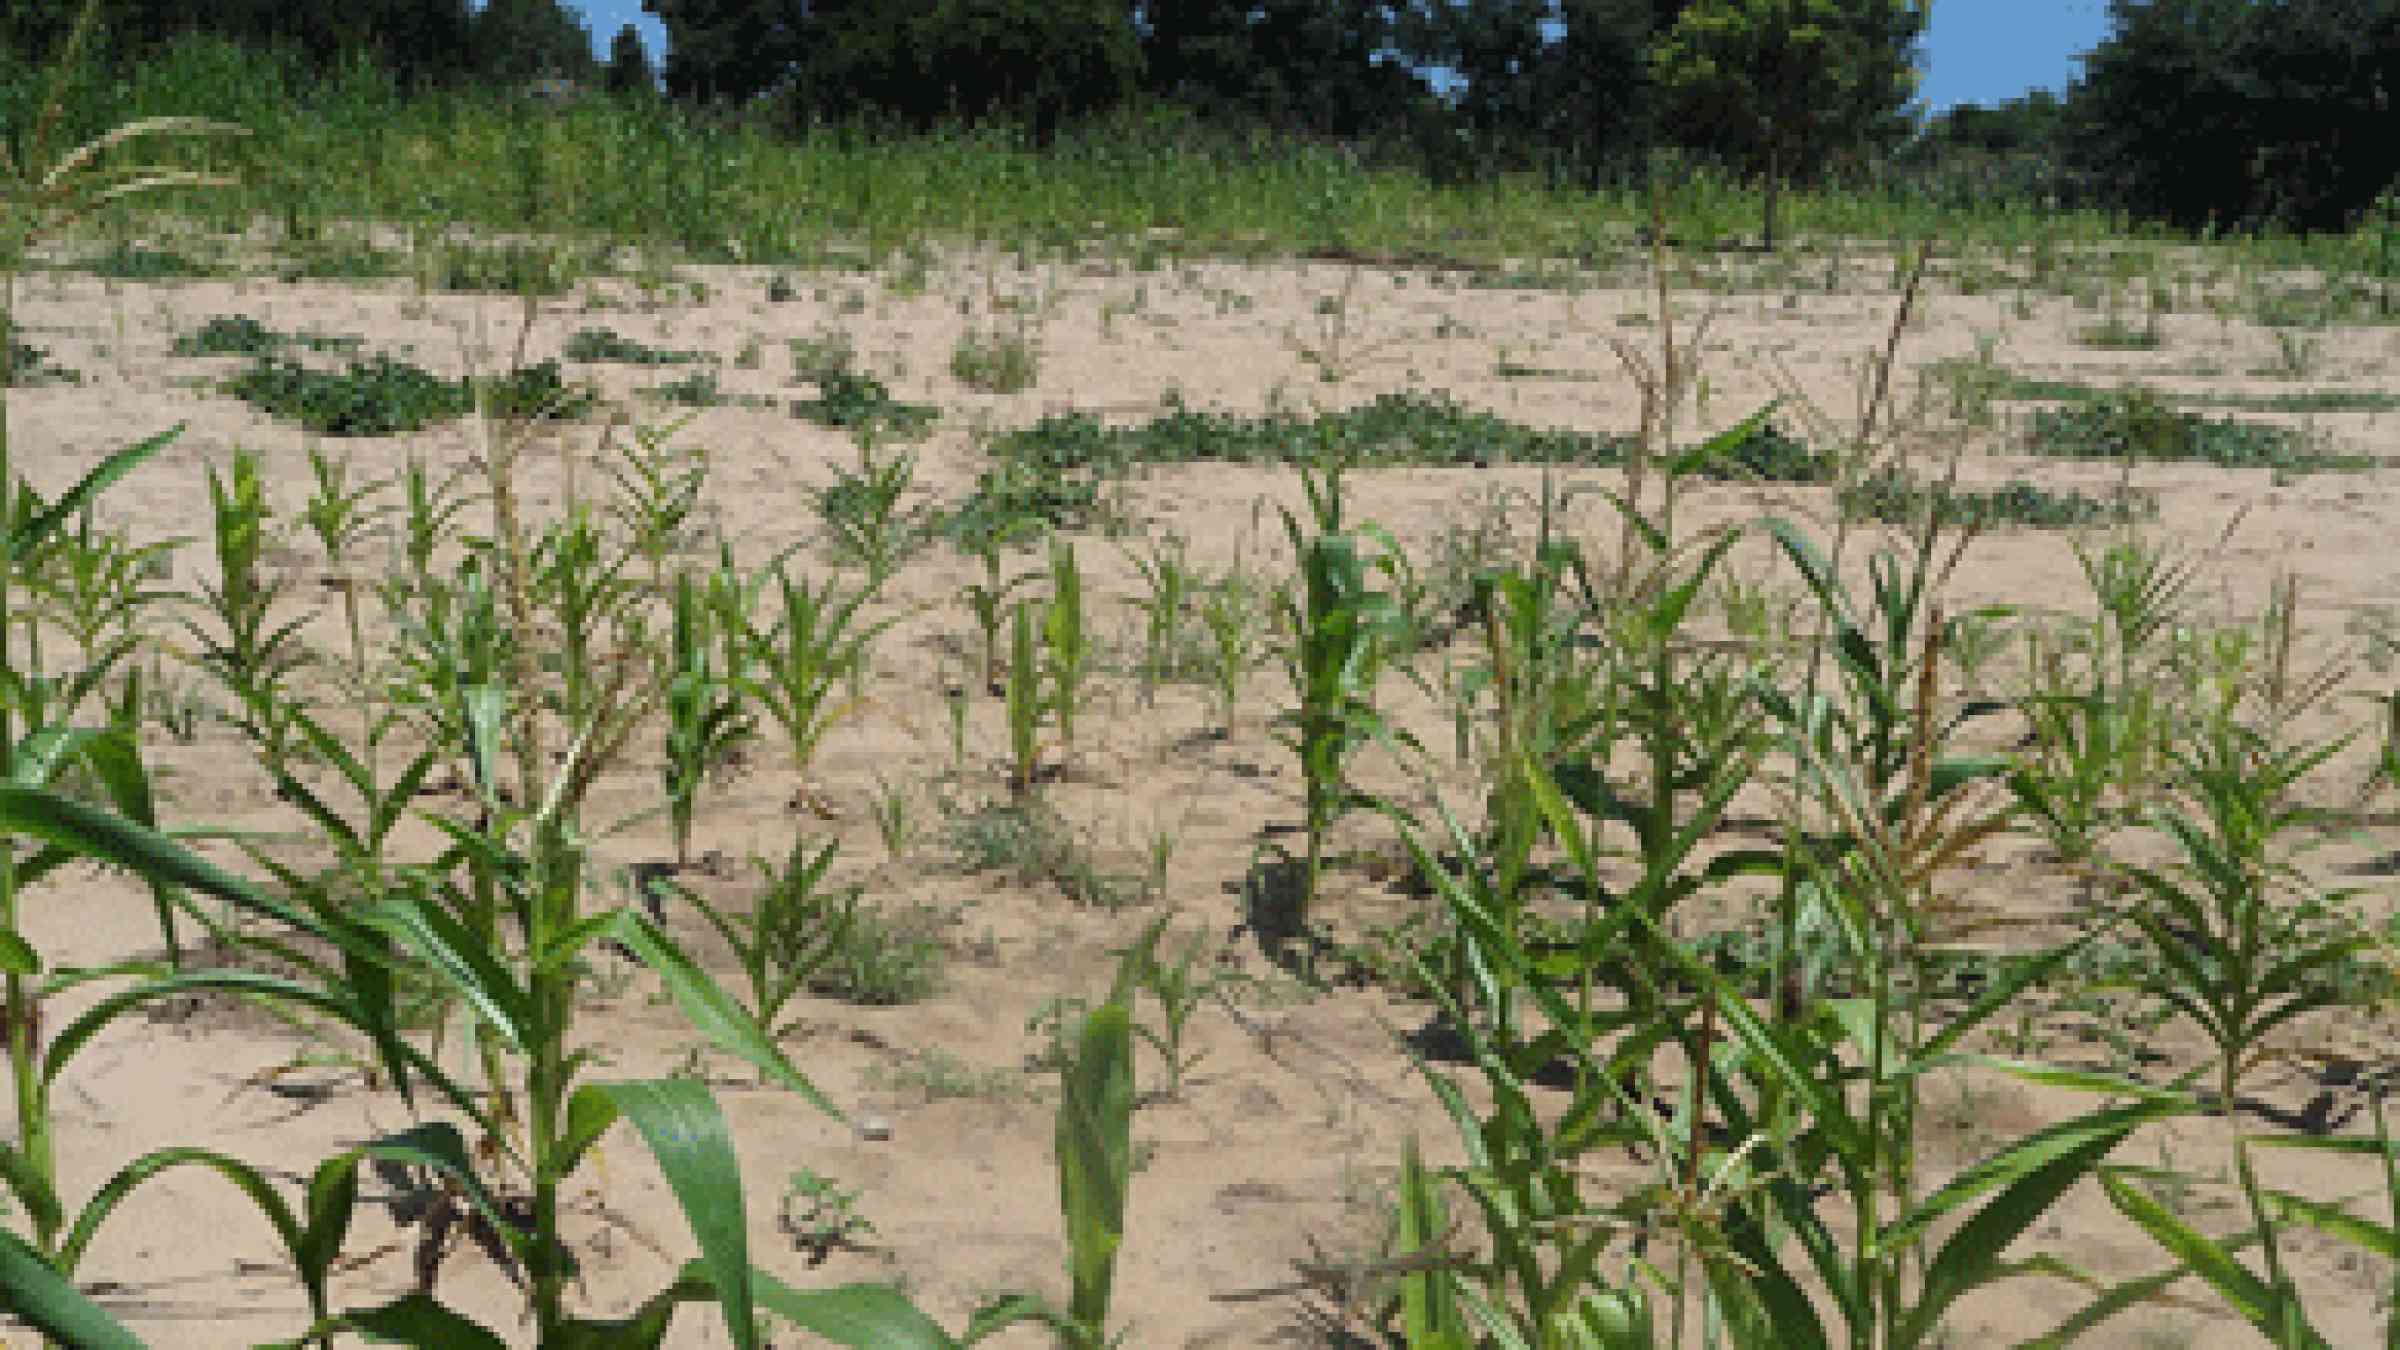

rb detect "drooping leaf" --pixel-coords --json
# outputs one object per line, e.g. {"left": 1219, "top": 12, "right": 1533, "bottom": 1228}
{"left": 0, "top": 1225, "right": 144, "bottom": 1349}
{"left": 584, "top": 1079, "right": 757, "bottom": 1350}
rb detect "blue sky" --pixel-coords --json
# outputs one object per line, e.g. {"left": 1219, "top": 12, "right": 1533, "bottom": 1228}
{"left": 563, "top": 1, "right": 2117, "bottom": 114}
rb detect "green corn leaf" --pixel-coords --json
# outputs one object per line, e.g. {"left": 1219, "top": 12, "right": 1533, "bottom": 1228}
{"left": 2099, "top": 1167, "right": 2329, "bottom": 1349}
{"left": 362, "top": 896, "right": 534, "bottom": 1050}
{"left": 59, "top": 1147, "right": 304, "bottom": 1293}
{"left": 603, "top": 908, "right": 841, "bottom": 1120}
{"left": 753, "top": 1271, "right": 965, "bottom": 1347}
{"left": 1892, "top": 1100, "right": 2175, "bottom": 1349}
{"left": 11, "top": 425, "right": 180, "bottom": 562}
{"left": 302, "top": 1293, "right": 509, "bottom": 1349}
{"left": 584, "top": 1079, "right": 758, "bottom": 1350}
{"left": 1059, "top": 1000, "right": 1134, "bottom": 1338}
{"left": 0, "top": 1137, "right": 63, "bottom": 1241}
{"left": 1396, "top": 1135, "right": 1467, "bottom": 1349}
{"left": 2262, "top": 1188, "right": 2400, "bottom": 1260}
{"left": 2013, "top": 1265, "right": 2187, "bottom": 1350}
{"left": 1668, "top": 403, "right": 1780, "bottom": 479}
{"left": 0, "top": 786, "right": 333, "bottom": 944}
{"left": 0, "top": 1225, "right": 143, "bottom": 1350}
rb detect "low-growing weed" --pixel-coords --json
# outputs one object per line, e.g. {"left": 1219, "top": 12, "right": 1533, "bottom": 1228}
{"left": 989, "top": 393, "right": 1829, "bottom": 481}
{"left": 780, "top": 1169, "right": 875, "bottom": 1265}
{"left": 791, "top": 369, "right": 939, "bottom": 436}
{"left": 173, "top": 314, "right": 362, "bottom": 357}
{"left": 83, "top": 240, "right": 216, "bottom": 279}
{"left": 786, "top": 326, "right": 857, "bottom": 384}
{"left": 865, "top": 1046, "right": 1023, "bottom": 1102}
{"left": 2077, "top": 314, "right": 2163, "bottom": 350}
{"left": 226, "top": 355, "right": 590, "bottom": 436}
{"left": 428, "top": 240, "right": 578, "bottom": 295}
{"left": 564, "top": 325, "right": 705, "bottom": 366}
{"left": 2025, "top": 387, "right": 2365, "bottom": 471}
{"left": 943, "top": 794, "right": 1143, "bottom": 910}
{"left": 1843, "top": 468, "right": 2158, "bottom": 531}
{"left": 641, "top": 369, "right": 769, "bottom": 409}
{"left": 810, "top": 899, "right": 951, "bottom": 1006}
{"left": 946, "top": 461, "right": 1109, "bottom": 546}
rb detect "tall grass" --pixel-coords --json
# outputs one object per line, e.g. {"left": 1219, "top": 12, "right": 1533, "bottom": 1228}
{"left": 35, "top": 34, "right": 2393, "bottom": 277}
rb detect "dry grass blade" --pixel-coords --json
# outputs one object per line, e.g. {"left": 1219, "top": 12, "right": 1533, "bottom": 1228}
{"left": 39, "top": 117, "right": 249, "bottom": 192}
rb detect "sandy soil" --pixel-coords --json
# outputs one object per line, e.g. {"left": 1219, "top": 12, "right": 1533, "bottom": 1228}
{"left": 5, "top": 239, "right": 2400, "bottom": 1347}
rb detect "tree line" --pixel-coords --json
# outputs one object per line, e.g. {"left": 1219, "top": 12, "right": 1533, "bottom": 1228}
{"left": 4, "top": 1, "right": 2395, "bottom": 239}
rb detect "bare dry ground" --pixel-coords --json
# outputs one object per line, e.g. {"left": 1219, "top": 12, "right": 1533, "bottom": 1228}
{"left": 7, "top": 239, "right": 2400, "bottom": 1346}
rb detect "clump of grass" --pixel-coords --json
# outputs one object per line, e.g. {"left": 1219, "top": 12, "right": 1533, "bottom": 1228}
{"left": 563, "top": 326, "right": 705, "bottom": 366}
{"left": 808, "top": 901, "right": 951, "bottom": 1006}
{"left": 864, "top": 1046, "right": 1023, "bottom": 1102}
{"left": 1842, "top": 468, "right": 2158, "bottom": 531}
{"left": 640, "top": 370, "right": 753, "bottom": 408}
{"left": 951, "top": 325, "right": 1040, "bottom": 394}
{"left": 276, "top": 239, "right": 410, "bottom": 282}
{"left": 2076, "top": 315, "right": 2163, "bottom": 350}
{"left": 943, "top": 795, "right": 1144, "bottom": 910}
{"left": 82, "top": 241, "right": 216, "bottom": 279}
{"left": 226, "top": 355, "right": 591, "bottom": 436}
{"left": 1921, "top": 359, "right": 2400, "bottom": 415}
{"left": 431, "top": 241, "right": 576, "bottom": 295}
{"left": 2025, "top": 387, "right": 2365, "bottom": 471}
{"left": 787, "top": 327, "right": 857, "bottom": 384}
{"left": 790, "top": 370, "right": 938, "bottom": 436}
{"left": 173, "top": 314, "right": 362, "bottom": 357}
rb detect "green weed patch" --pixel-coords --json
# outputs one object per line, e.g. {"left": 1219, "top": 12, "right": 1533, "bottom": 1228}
{"left": 1842, "top": 468, "right": 2158, "bottom": 530}
{"left": 789, "top": 370, "right": 939, "bottom": 436}
{"left": 226, "top": 355, "right": 590, "bottom": 435}
{"left": 1924, "top": 359, "right": 2400, "bottom": 415}
{"left": 637, "top": 370, "right": 773, "bottom": 408}
{"left": 563, "top": 326, "right": 705, "bottom": 366}
{"left": 81, "top": 242, "right": 218, "bottom": 279}
{"left": 2024, "top": 387, "right": 2368, "bottom": 471}
{"left": 989, "top": 394, "right": 1828, "bottom": 480}
{"left": 172, "top": 314, "right": 363, "bottom": 357}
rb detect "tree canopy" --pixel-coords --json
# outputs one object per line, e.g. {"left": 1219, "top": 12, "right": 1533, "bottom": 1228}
{"left": 1649, "top": 0, "right": 1928, "bottom": 246}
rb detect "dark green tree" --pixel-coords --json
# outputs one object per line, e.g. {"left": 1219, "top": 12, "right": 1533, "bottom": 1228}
{"left": 2068, "top": 0, "right": 2400, "bottom": 232}
{"left": 471, "top": 0, "right": 597, "bottom": 84}
{"left": 782, "top": 0, "right": 1141, "bottom": 138}
{"left": 1398, "top": 0, "right": 1660, "bottom": 183}
{"left": 1649, "top": 0, "right": 1929, "bottom": 247}
{"left": 605, "top": 23, "right": 656, "bottom": 95}
{"left": 643, "top": 0, "right": 809, "bottom": 104}
{"left": 1143, "top": 0, "right": 1423, "bottom": 140}
{"left": 0, "top": 0, "right": 472, "bottom": 87}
